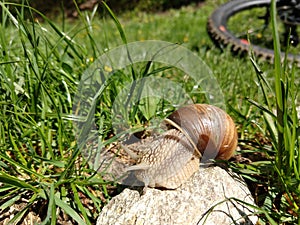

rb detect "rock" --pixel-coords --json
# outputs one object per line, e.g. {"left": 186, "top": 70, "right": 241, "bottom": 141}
{"left": 96, "top": 166, "right": 258, "bottom": 225}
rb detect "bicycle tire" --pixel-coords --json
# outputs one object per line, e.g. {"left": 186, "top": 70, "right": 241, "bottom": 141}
{"left": 207, "top": 0, "right": 300, "bottom": 65}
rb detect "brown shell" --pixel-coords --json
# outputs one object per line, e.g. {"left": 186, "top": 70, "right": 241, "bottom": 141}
{"left": 167, "top": 104, "right": 238, "bottom": 161}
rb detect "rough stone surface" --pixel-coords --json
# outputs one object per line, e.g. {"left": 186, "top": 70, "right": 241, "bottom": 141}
{"left": 97, "top": 166, "right": 258, "bottom": 225}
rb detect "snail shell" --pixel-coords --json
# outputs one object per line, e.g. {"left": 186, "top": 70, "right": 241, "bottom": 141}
{"left": 126, "top": 104, "right": 238, "bottom": 189}
{"left": 167, "top": 104, "right": 238, "bottom": 161}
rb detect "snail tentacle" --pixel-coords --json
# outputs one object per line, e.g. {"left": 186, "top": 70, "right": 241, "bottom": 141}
{"left": 164, "top": 118, "right": 202, "bottom": 159}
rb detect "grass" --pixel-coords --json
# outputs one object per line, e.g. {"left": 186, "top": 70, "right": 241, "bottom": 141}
{"left": 0, "top": 0, "right": 299, "bottom": 224}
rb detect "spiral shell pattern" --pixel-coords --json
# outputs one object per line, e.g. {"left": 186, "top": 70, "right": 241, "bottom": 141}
{"left": 167, "top": 104, "right": 237, "bottom": 161}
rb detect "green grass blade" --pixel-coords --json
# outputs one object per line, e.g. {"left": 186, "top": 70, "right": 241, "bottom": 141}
{"left": 54, "top": 194, "right": 87, "bottom": 225}
{"left": 0, "top": 2, "right": 19, "bottom": 29}
{"left": 40, "top": 183, "right": 56, "bottom": 225}
{"left": 8, "top": 131, "right": 27, "bottom": 165}
{"left": 0, "top": 152, "right": 44, "bottom": 178}
{"left": 0, "top": 195, "right": 20, "bottom": 211}
{"left": 250, "top": 58, "right": 274, "bottom": 109}
{"left": 102, "top": 1, "right": 127, "bottom": 45}
{"left": 271, "top": 0, "right": 284, "bottom": 168}
{"left": 0, "top": 173, "right": 39, "bottom": 192}
{"left": 77, "top": 186, "right": 103, "bottom": 212}
{"left": 71, "top": 183, "right": 92, "bottom": 225}
{"left": 7, "top": 202, "right": 33, "bottom": 224}
{"left": 270, "top": 0, "right": 283, "bottom": 110}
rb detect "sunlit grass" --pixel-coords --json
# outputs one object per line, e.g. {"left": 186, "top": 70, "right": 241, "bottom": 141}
{"left": 0, "top": 0, "right": 299, "bottom": 224}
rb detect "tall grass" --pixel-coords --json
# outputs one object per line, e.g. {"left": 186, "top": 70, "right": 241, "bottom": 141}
{"left": 0, "top": 2, "right": 109, "bottom": 224}
{"left": 245, "top": 0, "right": 300, "bottom": 223}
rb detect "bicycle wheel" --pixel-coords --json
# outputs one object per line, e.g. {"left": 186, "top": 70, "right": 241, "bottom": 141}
{"left": 207, "top": 0, "right": 300, "bottom": 65}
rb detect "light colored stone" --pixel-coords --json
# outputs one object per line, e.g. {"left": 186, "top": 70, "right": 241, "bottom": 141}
{"left": 97, "top": 166, "right": 258, "bottom": 225}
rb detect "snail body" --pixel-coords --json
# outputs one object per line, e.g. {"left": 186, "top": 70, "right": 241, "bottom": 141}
{"left": 126, "top": 104, "right": 238, "bottom": 189}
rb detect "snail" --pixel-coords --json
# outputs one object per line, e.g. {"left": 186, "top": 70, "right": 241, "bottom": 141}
{"left": 124, "top": 104, "right": 238, "bottom": 189}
